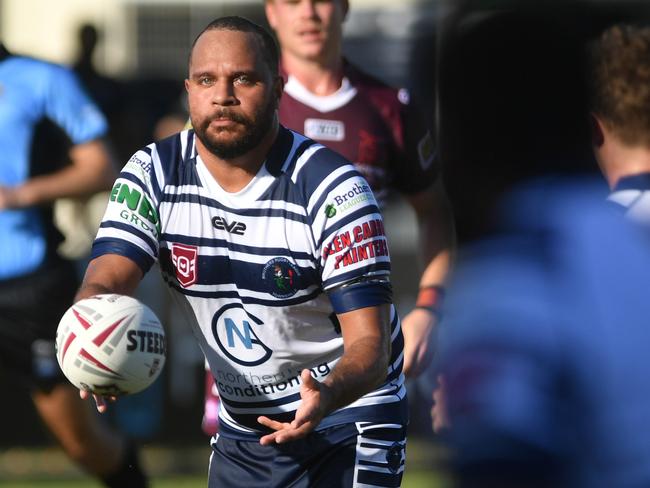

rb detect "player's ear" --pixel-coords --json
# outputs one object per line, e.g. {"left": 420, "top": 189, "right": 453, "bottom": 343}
{"left": 265, "top": 0, "right": 278, "bottom": 30}
{"left": 590, "top": 113, "right": 604, "bottom": 148}
{"left": 341, "top": 0, "right": 350, "bottom": 21}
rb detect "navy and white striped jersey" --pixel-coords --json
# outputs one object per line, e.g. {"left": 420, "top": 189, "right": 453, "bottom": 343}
{"left": 92, "top": 126, "right": 407, "bottom": 439}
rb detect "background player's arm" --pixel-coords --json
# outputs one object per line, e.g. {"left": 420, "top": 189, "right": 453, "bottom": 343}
{"left": 258, "top": 303, "right": 391, "bottom": 445}
{"left": 0, "top": 139, "right": 115, "bottom": 209}
{"left": 401, "top": 178, "right": 455, "bottom": 377}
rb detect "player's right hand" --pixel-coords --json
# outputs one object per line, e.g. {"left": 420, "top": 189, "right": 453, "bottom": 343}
{"left": 79, "top": 389, "right": 117, "bottom": 413}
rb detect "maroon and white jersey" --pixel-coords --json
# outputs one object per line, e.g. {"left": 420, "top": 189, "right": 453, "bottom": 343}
{"left": 279, "top": 62, "right": 439, "bottom": 207}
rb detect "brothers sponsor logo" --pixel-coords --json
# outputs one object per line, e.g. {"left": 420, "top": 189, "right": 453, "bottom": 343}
{"left": 212, "top": 216, "right": 246, "bottom": 235}
{"left": 324, "top": 204, "right": 337, "bottom": 218}
{"left": 110, "top": 182, "right": 161, "bottom": 236}
{"left": 212, "top": 304, "right": 272, "bottom": 367}
{"left": 262, "top": 257, "right": 300, "bottom": 299}
{"left": 171, "top": 243, "right": 198, "bottom": 287}
{"left": 304, "top": 118, "right": 345, "bottom": 141}
{"left": 126, "top": 154, "right": 152, "bottom": 174}
{"left": 326, "top": 181, "right": 374, "bottom": 216}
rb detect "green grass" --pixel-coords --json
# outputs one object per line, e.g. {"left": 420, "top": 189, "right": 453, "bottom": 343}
{"left": 1, "top": 470, "right": 451, "bottom": 488}
{"left": 1, "top": 437, "right": 452, "bottom": 487}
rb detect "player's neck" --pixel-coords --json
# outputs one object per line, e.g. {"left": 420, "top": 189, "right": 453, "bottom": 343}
{"left": 196, "top": 121, "right": 279, "bottom": 193}
{"left": 598, "top": 137, "right": 650, "bottom": 190}
{"left": 282, "top": 53, "right": 344, "bottom": 96}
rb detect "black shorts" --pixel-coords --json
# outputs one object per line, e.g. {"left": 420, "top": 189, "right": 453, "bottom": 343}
{"left": 209, "top": 422, "right": 407, "bottom": 487}
{"left": 0, "top": 260, "right": 79, "bottom": 391}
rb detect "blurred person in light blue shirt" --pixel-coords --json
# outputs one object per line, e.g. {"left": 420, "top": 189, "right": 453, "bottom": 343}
{"left": 0, "top": 42, "right": 148, "bottom": 487}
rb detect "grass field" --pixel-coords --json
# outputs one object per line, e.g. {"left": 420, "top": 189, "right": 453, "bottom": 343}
{"left": 2, "top": 470, "right": 451, "bottom": 488}
{"left": 0, "top": 438, "right": 452, "bottom": 487}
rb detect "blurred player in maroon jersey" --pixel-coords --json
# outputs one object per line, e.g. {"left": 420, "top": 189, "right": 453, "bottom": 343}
{"left": 202, "top": 0, "right": 455, "bottom": 436}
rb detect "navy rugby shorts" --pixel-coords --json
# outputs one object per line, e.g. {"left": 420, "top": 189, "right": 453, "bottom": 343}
{"left": 209, "top": 421, "right": 407, "bottom": 487}
{"left": 0, "top": 259, "right": 78, "bottom": 391}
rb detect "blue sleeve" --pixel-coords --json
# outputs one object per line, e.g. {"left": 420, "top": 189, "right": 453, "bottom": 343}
{"left": 41, "top": 64, "right": 107, "bottom": 143}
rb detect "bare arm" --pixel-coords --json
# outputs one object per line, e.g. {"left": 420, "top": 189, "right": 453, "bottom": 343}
{"left": 75, "top": 253, "right": 144, "bottom": 411}
{"left": 0, "top": 139, "right": 115, "bottom": 209}
{"left": 401, "top": 178, "right": 456, "bottom": 377}
{"left": 258, "top": 303, "right": 391, "bottom": 445}
{"left": 76, "top": 254, "right": 144, "bottom": 302}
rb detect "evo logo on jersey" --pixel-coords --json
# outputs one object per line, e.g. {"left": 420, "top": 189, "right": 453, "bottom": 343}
{"left": 213, "top": 304, "right": 272, "bottom": 366}
{"left": 171, "top": 243, "right": 198, "bottom": 287}
{"left": 304, "top": 118, "right": 345, "bottom": 141}
{"left": 212, "top": 216, "right": 246, "bottom": 235}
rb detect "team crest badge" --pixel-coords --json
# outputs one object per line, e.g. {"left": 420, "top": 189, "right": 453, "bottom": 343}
{"left": 171, "top": 243, "right": 198, "bottom": 287}
{"left": 262, "top": 257, "right": 300, "bottom": 298}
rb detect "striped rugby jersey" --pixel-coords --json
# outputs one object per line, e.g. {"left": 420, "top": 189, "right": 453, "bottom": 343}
{"left": 92, "top": 126, "right": 407, "bottom": 439}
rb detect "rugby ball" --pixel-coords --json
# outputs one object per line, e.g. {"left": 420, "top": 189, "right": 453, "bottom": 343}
{"left": 55, "top": 294, "right": 166, "bottom": 396}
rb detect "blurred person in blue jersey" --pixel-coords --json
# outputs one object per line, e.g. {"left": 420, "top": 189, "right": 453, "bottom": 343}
{"left": 201, "top": 0, "right": 456, "bottom": 439}
{"left": 75, "top": 16, "right": 408, "bottom": 487}
{"left": 0, "top": 43, "right": 148, "bottom": 487}
{"left": 590, "top": 23, "right": 650, "bottom": 222}
{"left": 426, "top": 5, "right": 650, "bottom": 488}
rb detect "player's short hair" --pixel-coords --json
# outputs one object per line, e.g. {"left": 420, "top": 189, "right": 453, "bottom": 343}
{"left": 189, "top": 16, "right": 279, "bottom": 77}
{"left": 590, "top": 24, "right": 650, "bottom": 147}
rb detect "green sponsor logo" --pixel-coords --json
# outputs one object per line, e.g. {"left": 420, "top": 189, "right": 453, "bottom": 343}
{"left": 324, "top": 204, "right": 337, "bottom": 218}
{"left": 110, "top": 182, "right": 161, "bottom": 235}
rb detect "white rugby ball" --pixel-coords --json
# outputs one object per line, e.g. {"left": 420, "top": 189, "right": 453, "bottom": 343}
{"left": 55, "top": 294, "right": 166, "bottom": 396}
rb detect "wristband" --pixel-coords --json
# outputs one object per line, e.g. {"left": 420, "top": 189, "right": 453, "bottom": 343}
{"left": 415, "top": 285, "right": 445, "bottom": 313}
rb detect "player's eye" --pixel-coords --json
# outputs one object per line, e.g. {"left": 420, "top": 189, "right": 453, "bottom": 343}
{"left": 198, "top": 76, "right": 214, "bottom": 86}
{"left": 234, "top": 75, "right": 254, "bottom": 86}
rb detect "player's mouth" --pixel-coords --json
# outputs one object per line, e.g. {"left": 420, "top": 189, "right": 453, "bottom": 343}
{"left": 298, "top": 28, "right": 323, "bottom": 41}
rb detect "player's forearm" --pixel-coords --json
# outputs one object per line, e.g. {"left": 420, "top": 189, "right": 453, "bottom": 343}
{"left": 4, "top": 140, "right": 115, "bottom": 208}
{"left": 75, "top": 255, "right": 143, "bottom": 302}
{"left": 321, "top": 335, "right": 390, "bottom": 414}
{"left": 416, "top": 194, "right": 455, "bottom": 289}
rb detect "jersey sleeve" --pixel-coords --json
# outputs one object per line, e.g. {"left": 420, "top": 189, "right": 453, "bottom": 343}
{"left": 40, "top": 63, "right": 108, "bottom": 144}
{"left": 309, "top": 162, "right": 393, "bottom": 313}
{"left": 390, "top": 89, "right": 440, "bottom": 195}
{"left": 90, "top": 147, "right": 161, "bottom": 274}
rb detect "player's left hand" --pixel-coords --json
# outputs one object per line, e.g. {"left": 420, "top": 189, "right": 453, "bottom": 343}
{"left": 401, "top": 307, "right": 437, "bottom": 378}
{"left": 79, "top": 389, "right": 117, "bottom": 413}
{"left": 257, "top": 369, "right": 330, "bottom": 445}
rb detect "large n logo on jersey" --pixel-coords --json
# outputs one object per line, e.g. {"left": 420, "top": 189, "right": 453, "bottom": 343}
{"left": 213, "top": 304, "right": 272, "bottom": 366}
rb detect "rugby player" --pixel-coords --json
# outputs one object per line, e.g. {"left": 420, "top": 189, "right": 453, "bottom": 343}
{"left": 76, "top": 16, "right": 407, "bottom": 487}
{"left": 591, "top": 24, "right": 650, "bottom": 221}
{"left": 202, "top": 0, "right": 455, "bottom": 436}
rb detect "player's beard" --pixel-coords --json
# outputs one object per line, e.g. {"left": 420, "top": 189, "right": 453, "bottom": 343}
{"left": 193, "top": 96, "right": 276, "bottom": 160}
